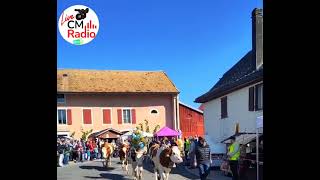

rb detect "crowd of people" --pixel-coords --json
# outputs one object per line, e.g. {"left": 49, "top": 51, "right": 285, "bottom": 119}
{"left": 57, "top": 135, "right": 240, "bottom": 180}
{"left": 57, "top": 137, "right": 117, "bottom": 167}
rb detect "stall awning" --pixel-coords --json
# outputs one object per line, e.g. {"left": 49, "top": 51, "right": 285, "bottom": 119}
{"left": 155, "top": 126, "right": 181, "bottom": 137}
{"left": 221, "top": 132, "right": 262, "bottom": 145}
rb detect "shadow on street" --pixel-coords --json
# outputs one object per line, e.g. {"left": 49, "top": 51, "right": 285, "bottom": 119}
{"left": 142, "top": 158, "right": 199, "bottom": 180}
{"left": 84, "top": 173, "right": 131, "bottom": 180}
{"left": 79, "top": 165, "right": 116, "bottom": 171}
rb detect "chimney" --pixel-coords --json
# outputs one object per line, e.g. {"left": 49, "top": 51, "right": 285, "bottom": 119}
{"left": 252, "top": 8, "right": 263, "bottom": 70}
{"left": 62, "top": 73, "right": 69, "bottom": 91}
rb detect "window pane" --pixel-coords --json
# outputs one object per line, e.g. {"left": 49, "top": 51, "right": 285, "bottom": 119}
{"left": 123, "top": 109, "right": 131, "bottom": 123}
{"left": 221, "top": 97, "right": 228, "bottom": 118}
{"left": 127, "top": 110, "right": 131, "bottom": 123}
{"left": 58, "top": 109, "right": 66, "bottom": 124}
{"left": 123, "top": 110, "right": 127, "bottom": 123}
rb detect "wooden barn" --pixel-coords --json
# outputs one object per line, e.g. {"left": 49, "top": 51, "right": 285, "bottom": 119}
{"left": 179, "top": 102, "right": 204, "bottom": 139}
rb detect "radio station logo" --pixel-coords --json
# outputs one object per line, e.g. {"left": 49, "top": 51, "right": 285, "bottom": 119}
{"left": 58, "top": 5, "right": 99, "bottom": 45}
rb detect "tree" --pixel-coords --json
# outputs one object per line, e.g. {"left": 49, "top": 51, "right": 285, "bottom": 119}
{"left": 144, "top": 119, "right": 150, "bottom": 133}
{"left": 81, "top": 129, "right": 93, "bottom": 141}
{"left": 153, "top": 125, "right": 160, "bottom": 134}
{"left": 70, "top": 131, "right": 75, "bottom": 138}
{"left": 139, "top": 123, "right": 143, "bottom": 131}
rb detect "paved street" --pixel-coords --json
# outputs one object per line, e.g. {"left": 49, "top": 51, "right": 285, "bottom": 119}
{"left": 57, "top": 158, "right": 231, "bottom": 180}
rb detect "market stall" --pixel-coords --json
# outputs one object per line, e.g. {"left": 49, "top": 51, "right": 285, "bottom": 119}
{"left": 88, "top": 128, "right": 123, "bottom": 143}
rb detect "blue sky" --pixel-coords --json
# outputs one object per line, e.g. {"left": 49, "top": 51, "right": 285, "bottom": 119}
{"left": 57, "top": 0, "right": 263, "bottom": 108}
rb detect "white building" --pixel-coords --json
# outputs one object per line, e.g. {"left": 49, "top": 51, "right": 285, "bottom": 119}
{"left": 195, "top": 8, "right": 263, "bottom": 147}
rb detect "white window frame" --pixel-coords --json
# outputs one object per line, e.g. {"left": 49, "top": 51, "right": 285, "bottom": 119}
{"left": 57, "top": 108, "right": 68, "bottom": 125}
{"left": 102, "top": 108, "right": 112, "bottom": 125}
{"left": 122, "top": 108, "right": 133, "bottom": 124}
{"left": 82, "top": 108, "right": 93, "bottom": 125}
{"left": 57, "top": 94, "right": 66, "bottom": 104}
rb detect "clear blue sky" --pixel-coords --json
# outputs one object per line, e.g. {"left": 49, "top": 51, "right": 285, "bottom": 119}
{"left": 58, "top": 0, "right": 263, "bottom": 108}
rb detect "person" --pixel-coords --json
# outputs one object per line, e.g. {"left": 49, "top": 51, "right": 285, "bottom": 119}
{"left": 93, "top": 140, "right": 98, "bottom": 160}
{"left": 162, "top": 137, "right": 170, "bottom": 147}
{"left": 189, "top": 137, "right": 197, "bottom": 169}
{"left": 170, "top": 137, "right": 177, "bottom": 146}
{"left": 176, "top": 138, "right": 184, "bottom": 154}
{"left": 86, "top": 141, "right": 92, "bottom": 161}
{"left": 81, "top": 139, "right": 87, "bottom": 161}
{"left": 75, "top": 141, "right": 83, "bottom": 162}
{"left": 194, "top": 135, "right": 199, "bottom": 142}
{"left": 227, "top": 136, "right": 240, "bottom": 180}
{"left": 72, "top": 140, "right": 78, "bottom": 162}
{"left": 99, "top": 139, "right": 104, "bottom": 159}
{"left": 195, "top": 137, "right": 212, "bottom": 180}
{"left": 57, "top": 138, "right": 66, "bottom": 167}
{"left": 63, "top": 139, "right": 72, "bottom": 165}
{"left": 184, "top": 138, "right": 190, "bottom": 160}
{"left": 57, "top": 139, "right": 61, "bottom": 166}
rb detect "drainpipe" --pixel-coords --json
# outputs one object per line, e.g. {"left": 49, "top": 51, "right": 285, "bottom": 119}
{"left": 173, "top": 95, "right": 177, "bottom": 130}
{"left": 176, "top": 95, "right": 180, "bottom": 130}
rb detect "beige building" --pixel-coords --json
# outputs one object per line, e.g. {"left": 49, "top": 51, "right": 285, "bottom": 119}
{"left": 57, "top": 69, "right": 180, "bottom": 139}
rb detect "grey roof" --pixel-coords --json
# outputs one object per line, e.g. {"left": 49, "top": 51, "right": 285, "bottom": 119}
{"left": 195, "top": 51, "right": 263, "bottom": 103}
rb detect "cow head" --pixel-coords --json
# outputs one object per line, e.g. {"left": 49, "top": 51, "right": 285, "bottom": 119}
{"left": 169, "top": 146, "right": 183, "bottom": 164}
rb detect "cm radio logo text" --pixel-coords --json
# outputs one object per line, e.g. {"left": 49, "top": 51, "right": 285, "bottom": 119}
{"left": 59, "top": 5, "right": 99, "bottom": 45}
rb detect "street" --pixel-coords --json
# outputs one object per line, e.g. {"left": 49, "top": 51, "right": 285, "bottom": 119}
{"left": 57, "top": 157, "right": 231, "bottom": 180}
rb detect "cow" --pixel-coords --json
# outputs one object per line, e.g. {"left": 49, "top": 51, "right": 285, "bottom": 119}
{"left": 119, "top": 142, "right": 130, "bottom": 174}
{"left": 129, "top": 147, "right": 147, "bottom": 180}
{"left": 101, "top": 142, "right": 114, "bottom": 167}
{"left": 150, "top": 144, "right": 183, "bottom": 180}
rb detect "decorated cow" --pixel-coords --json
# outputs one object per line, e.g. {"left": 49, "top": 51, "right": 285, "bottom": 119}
{"left": 119, "top": 141, "right": 130, "bottom": 173}
{"left": 128, "top": 130, "right": 148, "bottom": 180}
{"left": 150, "top": 143, "right": 183, "bottom": 180}
{"left": 101, "top": 142, "right": 114, "bottom": 167}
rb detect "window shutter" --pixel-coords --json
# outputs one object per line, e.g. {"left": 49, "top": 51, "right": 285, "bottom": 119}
{"left": 132, "top": 109, "right": 136, "bottom": 124}
{"left": 117, "top": 109, "right": 122, "bottom": 124}
{"left": 249, "top": 87, "right": 255, "bottom": 111}
{"left": 221, "top": 97, "right": 228, "bottom": 118}
{"left": 83, "top": 109, "right": 92, "bottom": 124}
{"left": 103, "top": 109, "right": 111, "bottom": 124}
{"left": 255, "top": 85, "right": 259, "bottom": 111}
{"left": 67, "top": 109, "right": 72, "bottom": 125}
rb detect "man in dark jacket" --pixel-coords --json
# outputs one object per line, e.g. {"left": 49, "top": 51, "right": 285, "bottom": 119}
{"left": 195, "top": 137, "right": 212, "bottom": 180}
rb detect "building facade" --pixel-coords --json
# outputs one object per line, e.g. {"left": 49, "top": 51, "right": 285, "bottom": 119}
{"left": 179, "top": 102, "right": 204, "bottom": 139}
{"left": 195, "top": 8, "right": 263, "bottom": 146}
{"left": 57, "top": 70, "right": 180, "bottom": 139}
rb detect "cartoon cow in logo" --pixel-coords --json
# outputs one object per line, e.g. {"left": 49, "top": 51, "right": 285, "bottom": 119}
{"left": 74, "top": 8, "right": 89, "bottom": 20}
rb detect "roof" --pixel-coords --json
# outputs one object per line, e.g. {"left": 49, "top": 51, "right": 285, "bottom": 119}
{"left": 90, "top": 128, "right": 123, "bottom": 137}
{"left": 198, "top": 104, "right": 205, "bottom": 111}
{"left": 57, "top": 69, "right": 179, "bottom": 94}
{"left": 220, "top": 132, "right": 263, "bottom": 144}
{"left": 179, "top": 102, "right": 203, "bottom": 114}
{"left": 195, "top": 51, "right": 263, "bottom": 103}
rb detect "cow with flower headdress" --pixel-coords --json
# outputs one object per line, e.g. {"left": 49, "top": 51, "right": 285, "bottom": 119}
{"left": 128, "top": 130, "right": 148, "bottom": 180}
